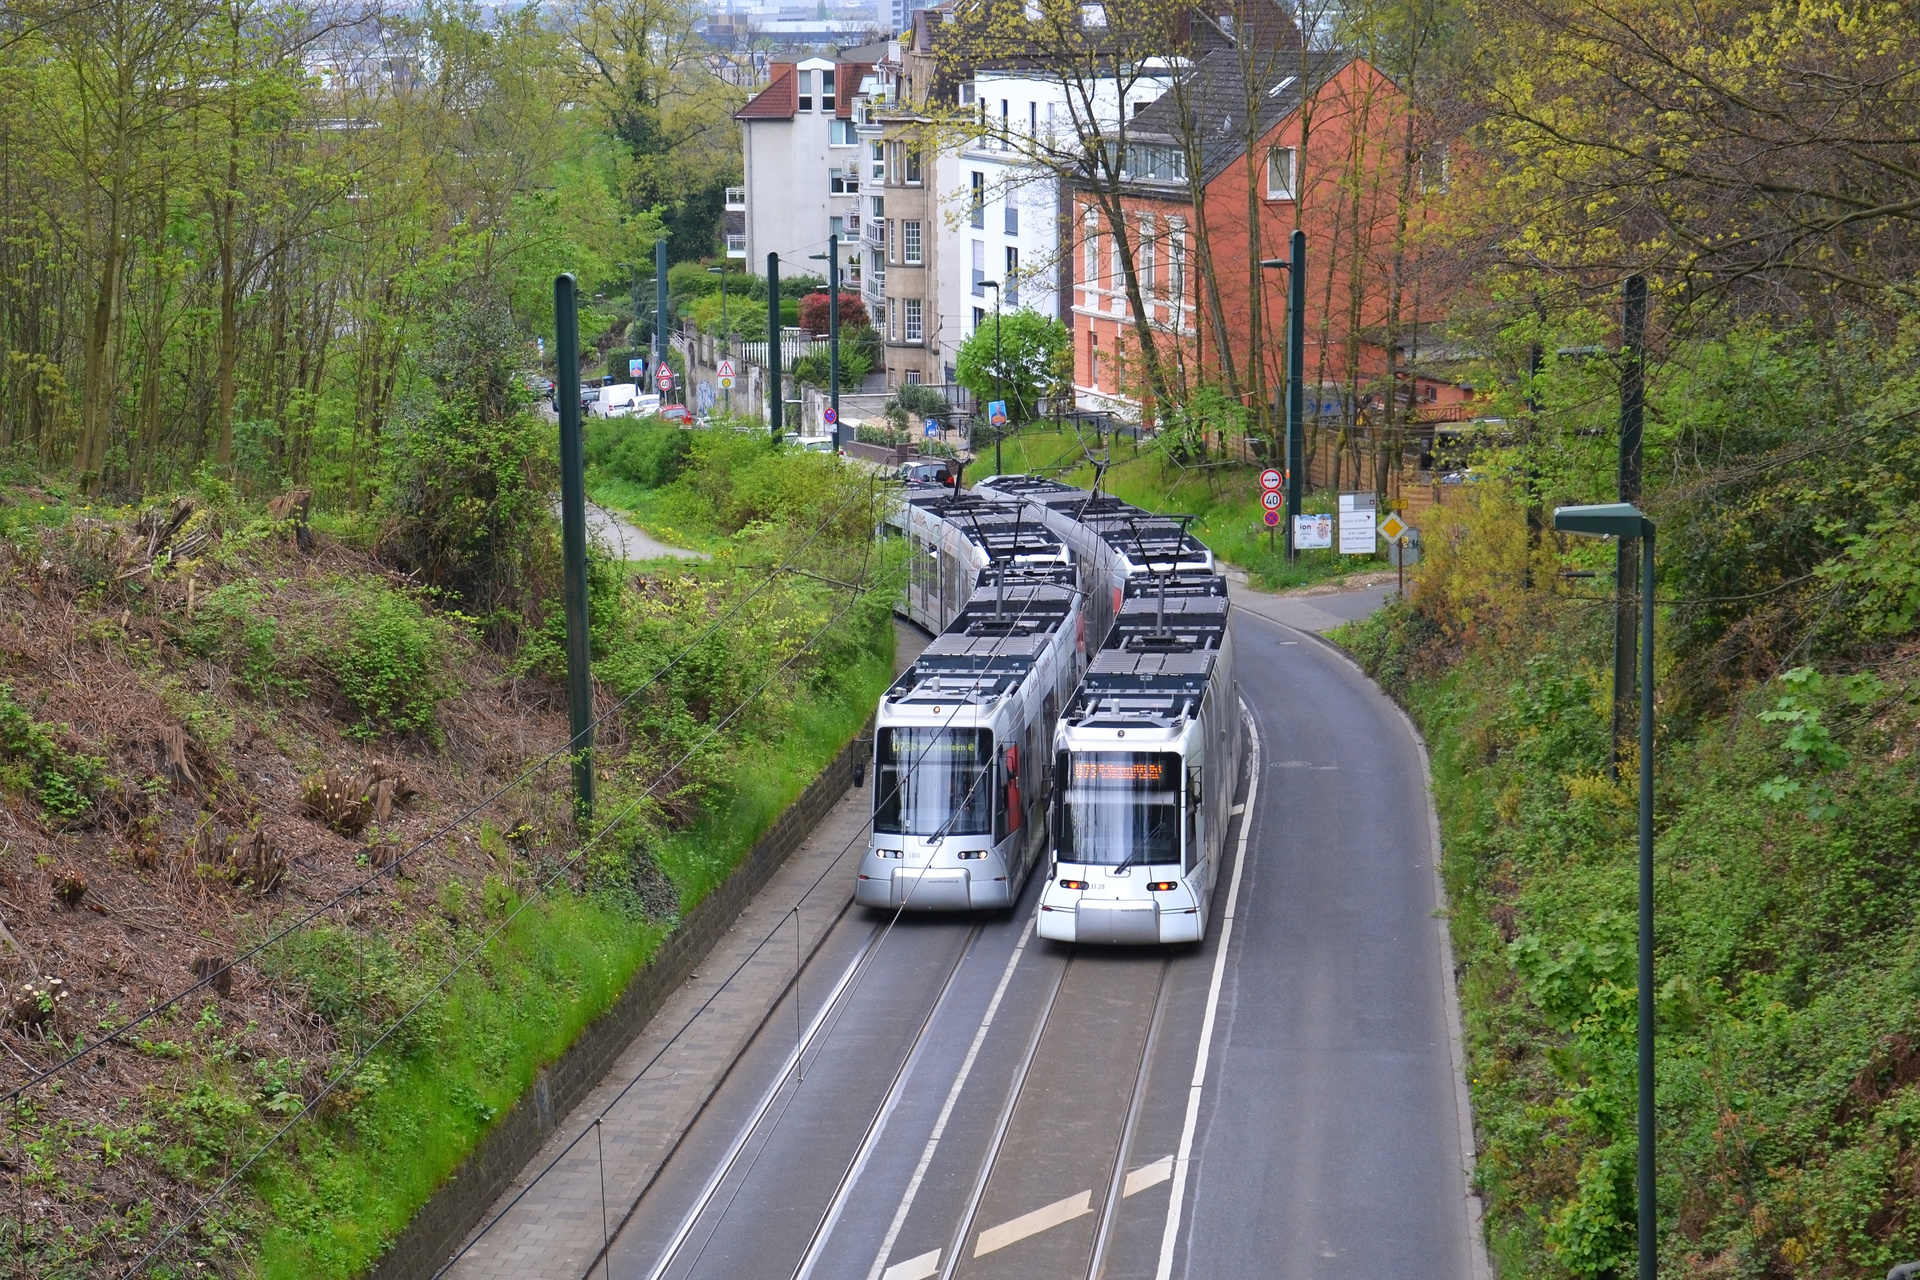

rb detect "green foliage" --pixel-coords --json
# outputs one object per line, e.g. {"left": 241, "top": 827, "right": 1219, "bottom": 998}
{"left": 0, "top": 682, "right": 109, "bottom": 819}
{"left": 328, "top": 583, "right": 460, "bottom": 741}
{"left": 792, "top": 347, "right": 874, "bottom": 389}
{"left": 953, "top": 309, "right": 1071, "bottom": 425}
{"left": 586, "top": 418, "right": 694, "bottom": 490}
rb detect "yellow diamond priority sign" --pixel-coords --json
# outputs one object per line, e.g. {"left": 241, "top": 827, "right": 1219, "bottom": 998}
{"left": 1378, "top": 512, "right": 1409, "bottom": 542}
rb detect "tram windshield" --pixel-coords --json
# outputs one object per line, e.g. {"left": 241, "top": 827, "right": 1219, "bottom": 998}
{"left": 1057, "top": 751, "right": 1182, "bottom": 866}
{"left": 874, "top": 728, "right": 995, "bottom": 836}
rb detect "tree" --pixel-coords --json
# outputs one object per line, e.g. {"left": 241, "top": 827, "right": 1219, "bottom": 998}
{"left": 954, "top": 309, "right": 1071, "bottom": 425}
{"left": 797, "top": 291, "right": 871, "bottom": 335}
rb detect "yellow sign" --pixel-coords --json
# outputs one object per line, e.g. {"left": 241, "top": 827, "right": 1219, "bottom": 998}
{"left": 1378, "top": 512, "right": 1409, "bottom": 542}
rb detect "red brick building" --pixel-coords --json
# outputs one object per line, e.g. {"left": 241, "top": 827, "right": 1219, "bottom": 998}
{"left": 1069, "top": 51, "right": 1472, "bottom": 438}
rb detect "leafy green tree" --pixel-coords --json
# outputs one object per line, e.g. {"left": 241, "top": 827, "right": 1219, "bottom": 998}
{"left": 954, "top": 309, "right": 1071, "bottom": 425}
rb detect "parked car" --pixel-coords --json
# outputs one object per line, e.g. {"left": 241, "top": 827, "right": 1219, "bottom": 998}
{"left": 899, "top": 459, "right": 955, "bottom": 488}
{"left": 657, "top": 403, "right": 693, "bottom": 425}
{"left": 790, "top": 435, "right": 835, "bottom": 453}
{"left": 591, "top": 383, "right": 640, "bottom": 418}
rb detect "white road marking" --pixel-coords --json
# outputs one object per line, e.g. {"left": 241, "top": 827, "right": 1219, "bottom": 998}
{"left": 866, "top": 912, "right": 1039, "bottom": 1280}
{"left": 1124, "top": 1156, "right": 1172, "bottom": 1197}
{"left": 973, "top": 1190, "right": 1093, "bottom": 1257}
{"left": 1229, "top": 804, "right": 1246, "bottom": 816}
{"left": 1154, "top": 706, "right": 1261, "bottom": 1280}
{"left": 880, "top": 1249, "right": 941, "bottom": 1280}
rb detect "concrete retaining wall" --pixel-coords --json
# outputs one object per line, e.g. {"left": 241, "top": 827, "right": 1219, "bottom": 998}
{"left": 366, "top": 727, "right": 868, "bottom": 1279}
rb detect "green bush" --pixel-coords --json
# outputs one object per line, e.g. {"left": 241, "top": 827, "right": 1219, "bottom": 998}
{"left": 323, "top": 583, "right": 459, "bottom": 741}
{"left": 0, "top": 683, "right": 109, "bottom": 819}
{"left": 586, "top": 418, "right": 693, "bottom": 490}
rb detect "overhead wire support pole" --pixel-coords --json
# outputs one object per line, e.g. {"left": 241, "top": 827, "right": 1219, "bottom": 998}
{"left": 1614, "top": 273, "right": 1647, "bottom": 777}
{"left": 555, "top": 273, "right": 594, "bottom": 824}
{"left": 655, "top": 238, "right": 670, "bottom": 402}
{"left": 769, "top": 253, "right": 783, "bottom": 441}
{"left": 1259, "top": 229, "right": 1307, "bottom": 564}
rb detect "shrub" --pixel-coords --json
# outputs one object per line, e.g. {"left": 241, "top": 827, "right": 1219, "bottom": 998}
{"left": 322, "top": 583, "right": 459, "bottom": 741}
{"left": 586, "top": 419, "right": 693, "bottom": 490}
{"left": 0, "top": 684, "right": 109, "bottom": 819}
{"left": 797, "top": 291, "right": 872, "bottom": 335}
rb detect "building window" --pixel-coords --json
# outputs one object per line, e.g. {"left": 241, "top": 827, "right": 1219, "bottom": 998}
{"left": 1420, "top": 145, "right": 1450, "bottom": 193}
{"left": 904, "top": 220, "right": 922, "bottom": 264}
{"left": 822, "top": 68, "right": 836, "bottom": 111}
{"left": 1004, "top": 203, "right": 1018, "bottom": 235}
{"left": 887, "top": 141, "right": 901, "bottom": 184}
{"left": 970, "top": 172, "right": 985, "bottom": 228}
{"left": 1139, "top": 221, "right": 1154, "bottom": 302}
{"left": 870, "top": 140, "right": 885, "bottom": 181}
{"left": 1005, "top": 245, "right": 1019, "bottom": 303}
{"left": 973, "top": 306, "right": 985, "bottom": 331}
{"left": 831, "top": 119, "right": 857, "bottom": 146}
{"left": 905, "top": 369, "right": 922, "bottom": 384}
{"left": 972, "top": 239, "right": 985, "bottom": 295}
{"left": 1000, "top": 99, "right": 1009, "bottom": 151}
{"left": 1028, "top": 101, "right": 1037, "bottom": 136}
{"left": 1266, "top": 146, "right": 1296, "bottom": 199}
{"left": 870, "top": 194, "right": 884, "bottom": 221}
{"left": 830, "top": 169, "right": 858, "bottom": 195}
{"left": 886, "top": 219, "right": 895, "bottom": 262}
{"left": 797, "top": 70, "right": 813, "bottom": 112}
{"left": 1083, "top": 210, "right": 1098, "bottom": 295}
{"left": 887, "top": 299, "right": 897, "bottom": 341}
{"left": 1169, "top": 218, "right": 1187, "bottom": 316}
{"left": 1081, "top": 2, "right": 1105, "bottom": 25}
{"left": 1088, "top": 331, "right": 1100, "bottom": 386}
{"left": 905, "top": 147, "right": 922, "bottom": 184}
{"left": 904, "top": 298, "right": 923, "bottom": 342}
{"left": 831, "top": 215, "right": 845, "bottom": 237}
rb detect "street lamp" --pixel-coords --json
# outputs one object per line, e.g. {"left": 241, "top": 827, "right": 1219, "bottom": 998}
{"left": 808, "top": 235, "right": 843, "bottom": 450}
{"left": 1553, "top": 500, "right": 1657, "bottom": 1280}
{"left": 981, "top": 280, "right": 1003, "bottom": 474}
{"left": 707, "top": 266, "right": 731, "bottom": 415}
{"left": 1261, "top": 228, "right": 1306, "bottom": 563}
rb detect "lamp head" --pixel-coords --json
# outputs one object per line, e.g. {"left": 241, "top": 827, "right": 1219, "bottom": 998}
{"left": 1259, "top": 258, "right": 1288, "bottom": 270}
{"left": 1553, "top": 502, "right": 1651, "bottom": 538}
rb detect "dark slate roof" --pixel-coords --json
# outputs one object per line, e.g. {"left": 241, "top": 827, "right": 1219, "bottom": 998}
{"left": 1127, "top": 48, "right": 1348, "bottom": 186}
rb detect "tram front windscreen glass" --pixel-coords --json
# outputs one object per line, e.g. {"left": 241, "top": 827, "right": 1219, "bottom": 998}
{"left": 874, "top": 728, "right": 994, "bottom": 836}
{"left": 1058, "top": 751, "right": 1182, "bottom": 866}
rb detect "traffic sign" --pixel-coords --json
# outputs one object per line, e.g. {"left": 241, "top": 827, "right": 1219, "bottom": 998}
{"left": 1260, "top": 468, "right": 1283, "bottom": 490}
{"left": 717, "top": 358, "right": 736, "bottom": 389}
{"left": 925, "top": 421, "right": 937, "bottom": 437}
{"left": 656, "top": 365, "right": 674, "bottom": 390}
{"left": 1378, "top": 511, "right": 1409, "bottom": 542}
{"left": 823, "top": 406, "right": 837, "bottom": 425}
{"left": 1260, "top": 489, "right": 1282, "bottom": 510}
{"left": 1263, "top": 509, "right": 1281, "bottom": 528}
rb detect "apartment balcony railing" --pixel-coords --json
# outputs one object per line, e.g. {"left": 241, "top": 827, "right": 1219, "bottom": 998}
{"left": 726, "top": 234, "right": 747, "bottom": 258}
{"left": 864, "top": 272, "right": 885, "bottom": 302}
{"left": 864, "top": 218, "right": 885, "bottom": 247}
{"left": 724, "top": 186, "right": 746, "bottom": 210}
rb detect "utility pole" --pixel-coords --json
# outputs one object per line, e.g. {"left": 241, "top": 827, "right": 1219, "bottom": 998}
{"left": 808, "top": 237, "right": 844, "bottom": 449}
{"left": 1260, "top": 228, "right": 1307, "bottom": 563}
{"left": 553, "top": 274, "right": 593, "bottom": 825}
{"left": 984, "top": 280, "right": 1003, "bottom": 473}
{"left": 707, "top": 265, "right": 731, "bottom": 413}
{"left": 768, "top": 253, "right": 782, "bottom": 441}
{"left": 1613, "top": 274, "right": 1647, "bottom": 777}
{"left": 654, "top": 238, "right": 669, "bottom": 403}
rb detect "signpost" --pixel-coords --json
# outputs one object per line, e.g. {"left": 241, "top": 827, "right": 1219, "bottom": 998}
{"left": 1338, "top": 493, "right": 1378, "bottom": 555}
{"left": 1260, "top": 467, "right": 1284, "bottom": 551}
{"left": 1379, "top": 511, "right": 1415, "bottom": 597}
{"left": 717, "top": 358, "right": 736, "bottom": 389}
{"left": 656, "top": 364, "right": 674, "bottom": 394}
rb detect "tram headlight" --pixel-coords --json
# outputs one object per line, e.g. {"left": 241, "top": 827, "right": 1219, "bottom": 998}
{"left": 958, "top": 850, "right": 987, "bottom": 860}
{"left": 1058, "top": 878, "right": 1089, "bottom": 890}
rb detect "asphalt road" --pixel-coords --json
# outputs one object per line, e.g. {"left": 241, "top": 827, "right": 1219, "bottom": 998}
{"left": 599, "top": 604, "right": 1482, "bottom": 1280}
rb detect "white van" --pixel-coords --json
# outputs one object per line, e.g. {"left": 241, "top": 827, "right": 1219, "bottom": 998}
{"left": 592, "top": 383, "right": 639, "bottom": 418}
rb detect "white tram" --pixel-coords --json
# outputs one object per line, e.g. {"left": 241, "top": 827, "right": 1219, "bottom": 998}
{"left": 859, "top": 491, "right": 1085, "bottom": 911}
{"left": 1037, "top": 569, "right": 1241, "bottom": 944}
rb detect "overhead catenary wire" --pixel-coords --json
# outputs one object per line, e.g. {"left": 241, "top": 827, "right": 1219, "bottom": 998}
{"left": 0, "top": 478, "right": 876, "bottom": 1110}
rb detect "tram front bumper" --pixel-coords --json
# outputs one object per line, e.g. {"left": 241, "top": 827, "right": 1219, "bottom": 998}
{"left": 1037, "top": 899, "right": 1203, "bottom": 944}
{"left": 857, "top": 866, "right": 974, "bottom": 911}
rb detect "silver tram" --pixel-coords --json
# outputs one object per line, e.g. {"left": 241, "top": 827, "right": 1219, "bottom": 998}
{"left": 858, "top": 490, "right": 1085, "bottom": 911}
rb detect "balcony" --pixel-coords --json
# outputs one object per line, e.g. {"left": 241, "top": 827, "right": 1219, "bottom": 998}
{"left": 724, "top": 186, "right": 746, "bottom": 211}
{"left": 864, "top": 272, "right": 885, "bottom": 302}
{"left": 864, "top": 218, "right": 885, "bottom": 247}
{"left": 726, "top": 234, "right": 746, "bottom": 259}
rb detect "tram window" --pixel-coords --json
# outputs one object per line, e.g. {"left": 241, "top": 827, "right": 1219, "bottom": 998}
{"left": 1058, "top": 751, "right": 1182, "bottom": 866}
{"left": 1185, "top": 766, "right": 1201, "bottom": 869}
{"left": 874, "top": 727, "right": 994, "bottom": 836}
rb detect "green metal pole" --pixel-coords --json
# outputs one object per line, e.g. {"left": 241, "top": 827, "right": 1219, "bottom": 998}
{"left": 1286, "top": 228, "right": 1306, "bottom": 564}
{"left": 768, "top": 253, "right": 782, "bottom": 440}
{"left": 1638, "top": 520, "right": 1657, "bottom": 1280}
{"left": 554, "top": 274, "right": 594, "bottom": 825}
{"left": 828, "top": 232, "right": 841, "bottom": 450}
{"left": 655, "top": 238, "right": 669, "bottom": 402}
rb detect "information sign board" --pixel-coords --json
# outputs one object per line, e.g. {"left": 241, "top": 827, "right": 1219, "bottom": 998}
{"left": 1338, "top": 493, "right": 1378, "bottom": 555}
{"left": 1293, "top": 513, "right": 1333, "bottom": 549}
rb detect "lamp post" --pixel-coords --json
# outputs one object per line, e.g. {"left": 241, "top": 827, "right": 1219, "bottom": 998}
{"left": 1260, "top": 228, "right": 1307, "bottom": 562}
{"left": 707, "top": 265, "right": 730, "bottom": 414}
{"left": 982, "top": 280, "right": 1003, "bottom": 474}
{"left": 767, "top": 253, "right": 782, "bottom": 441}
{"left": 1553, "top": 500, "right": 1657, "bottom": 1280}
{"left": 809, "top": 236, "right": 842, "bottom": 450}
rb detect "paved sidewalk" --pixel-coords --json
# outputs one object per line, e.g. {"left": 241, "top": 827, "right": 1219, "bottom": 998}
{"left": 444, "top": 623, "right": 927, "bottom": 1280}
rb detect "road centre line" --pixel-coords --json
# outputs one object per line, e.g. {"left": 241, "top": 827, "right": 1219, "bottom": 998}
{"left": 973, "top": 1190, "right": 1093, "bottom": 1257}
{"left": 1153, "top": 704, "right": 1261, "bottom": 1280}
{"left": 866, "top": 910, "right": 1040, "bottom": 1280}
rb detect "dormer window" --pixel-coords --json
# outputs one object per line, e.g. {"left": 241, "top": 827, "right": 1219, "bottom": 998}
{"left": 822, "top": 68, "right": 836, "bottom": 111}
{"left": 797, "top": 70, "right": 814, "bottom": 112}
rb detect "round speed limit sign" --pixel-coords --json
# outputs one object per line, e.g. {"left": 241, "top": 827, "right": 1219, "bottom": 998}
{"left": 1261, "top": 489, "right": 1282, "bottom": 510}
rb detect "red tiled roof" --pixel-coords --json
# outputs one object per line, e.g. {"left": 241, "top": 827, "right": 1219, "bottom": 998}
{"left": 737, "top": 63, "right": 796, "bottom": 120}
